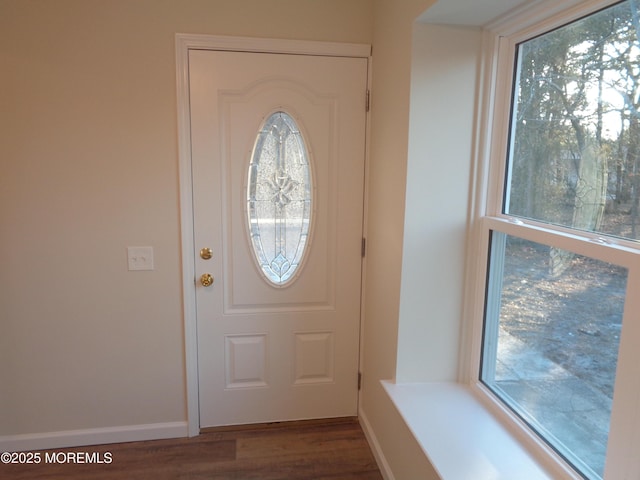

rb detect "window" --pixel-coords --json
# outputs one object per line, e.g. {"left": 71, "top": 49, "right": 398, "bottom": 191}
{"left": 246, "top": 111, "right": 312, "bottom": 286}
{"left": 474, "top": 1, "right": 640, "bottom": 478}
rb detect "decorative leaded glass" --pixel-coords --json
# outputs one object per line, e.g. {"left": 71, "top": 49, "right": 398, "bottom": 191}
{"left": 247, "top": 112, "right": 312, "bottom": 286}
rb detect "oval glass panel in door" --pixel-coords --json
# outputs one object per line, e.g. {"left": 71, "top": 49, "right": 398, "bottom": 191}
{"left": 247, "top": 111, "right": 313, "bottom": 286}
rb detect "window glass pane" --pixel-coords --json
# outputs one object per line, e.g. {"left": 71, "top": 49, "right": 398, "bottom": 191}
{"left": 481, "top": 232, "right": 627, "bottom": 479}
{"left": 247, "top": 112, "right": 312, "bottom": 286}
{"left": 506, "top": 0, "right": 640, "bottom": 241}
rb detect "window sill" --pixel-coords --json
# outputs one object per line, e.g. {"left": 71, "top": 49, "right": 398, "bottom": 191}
{"left": 382, "top": 380, "right": 553, "bottom": 479}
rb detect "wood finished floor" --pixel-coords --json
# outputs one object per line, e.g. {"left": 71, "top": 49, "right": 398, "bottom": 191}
{"left": 1, "top": 418, "right": 383, "bottom": 479}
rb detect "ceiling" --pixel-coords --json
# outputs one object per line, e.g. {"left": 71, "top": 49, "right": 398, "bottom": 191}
{"left": 416, "top": 0, "right": 534, "bottom": 26}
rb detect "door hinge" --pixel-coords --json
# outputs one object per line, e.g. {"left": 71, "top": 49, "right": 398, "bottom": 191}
{"left": 361, "top": 237, "right": 366, "bottom": 258}
{"left": 358, "top": 372, "right": 362, "bottom": 390}
{"left": 365, "top": 90, "right": 371, "bottom": 112}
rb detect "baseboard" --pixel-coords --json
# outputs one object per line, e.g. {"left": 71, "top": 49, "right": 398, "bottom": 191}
{"left": 0, "top": 421, "right": 188, "bottom": 452}
{"left": 359, "top": 410, "right": 395, "bottom": 480}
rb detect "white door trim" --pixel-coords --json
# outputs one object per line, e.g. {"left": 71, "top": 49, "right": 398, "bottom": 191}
{"left": 175, "top": 34, "right": 371, "bottom": 436}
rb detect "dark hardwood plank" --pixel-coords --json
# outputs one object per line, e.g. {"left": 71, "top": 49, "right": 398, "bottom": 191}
{"left": 1, "top": 418, "right": 383, "bottom": 480}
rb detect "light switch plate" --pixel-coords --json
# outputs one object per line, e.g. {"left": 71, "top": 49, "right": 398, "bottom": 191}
{"left": 127, "top": 246, "right": 154, "bottom": 271}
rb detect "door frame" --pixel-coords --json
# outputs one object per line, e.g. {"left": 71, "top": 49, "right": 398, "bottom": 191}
{"left": 175, "top": 34, "right": 372, "bottom": 436}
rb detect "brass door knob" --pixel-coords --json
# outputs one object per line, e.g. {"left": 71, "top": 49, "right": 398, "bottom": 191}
{"left": 200, "top": 273, "right": 214, "bottom": 287}
{"left": 200, "top": 248, "right": 213, "bottom": 260}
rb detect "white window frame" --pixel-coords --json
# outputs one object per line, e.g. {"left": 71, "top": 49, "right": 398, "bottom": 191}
{"left": 466, "top": 0, "right": 640, "bottom": 478}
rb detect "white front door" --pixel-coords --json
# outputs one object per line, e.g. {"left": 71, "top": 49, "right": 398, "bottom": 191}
{"left": 188, "top": 48, "right": 368, "bottom": 428}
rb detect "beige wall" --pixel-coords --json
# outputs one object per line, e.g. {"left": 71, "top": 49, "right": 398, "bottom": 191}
{"left": 0, "top": 0, "right": 455, "bottom": 477}
{"left": 360, "top": 0, "right": 444, "bottom": 478}
{"left": 397, "top": 22, "right": 481, "bottom": 383}
{"left": 0, "top": 0, "right": 372, "bottom": 436}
